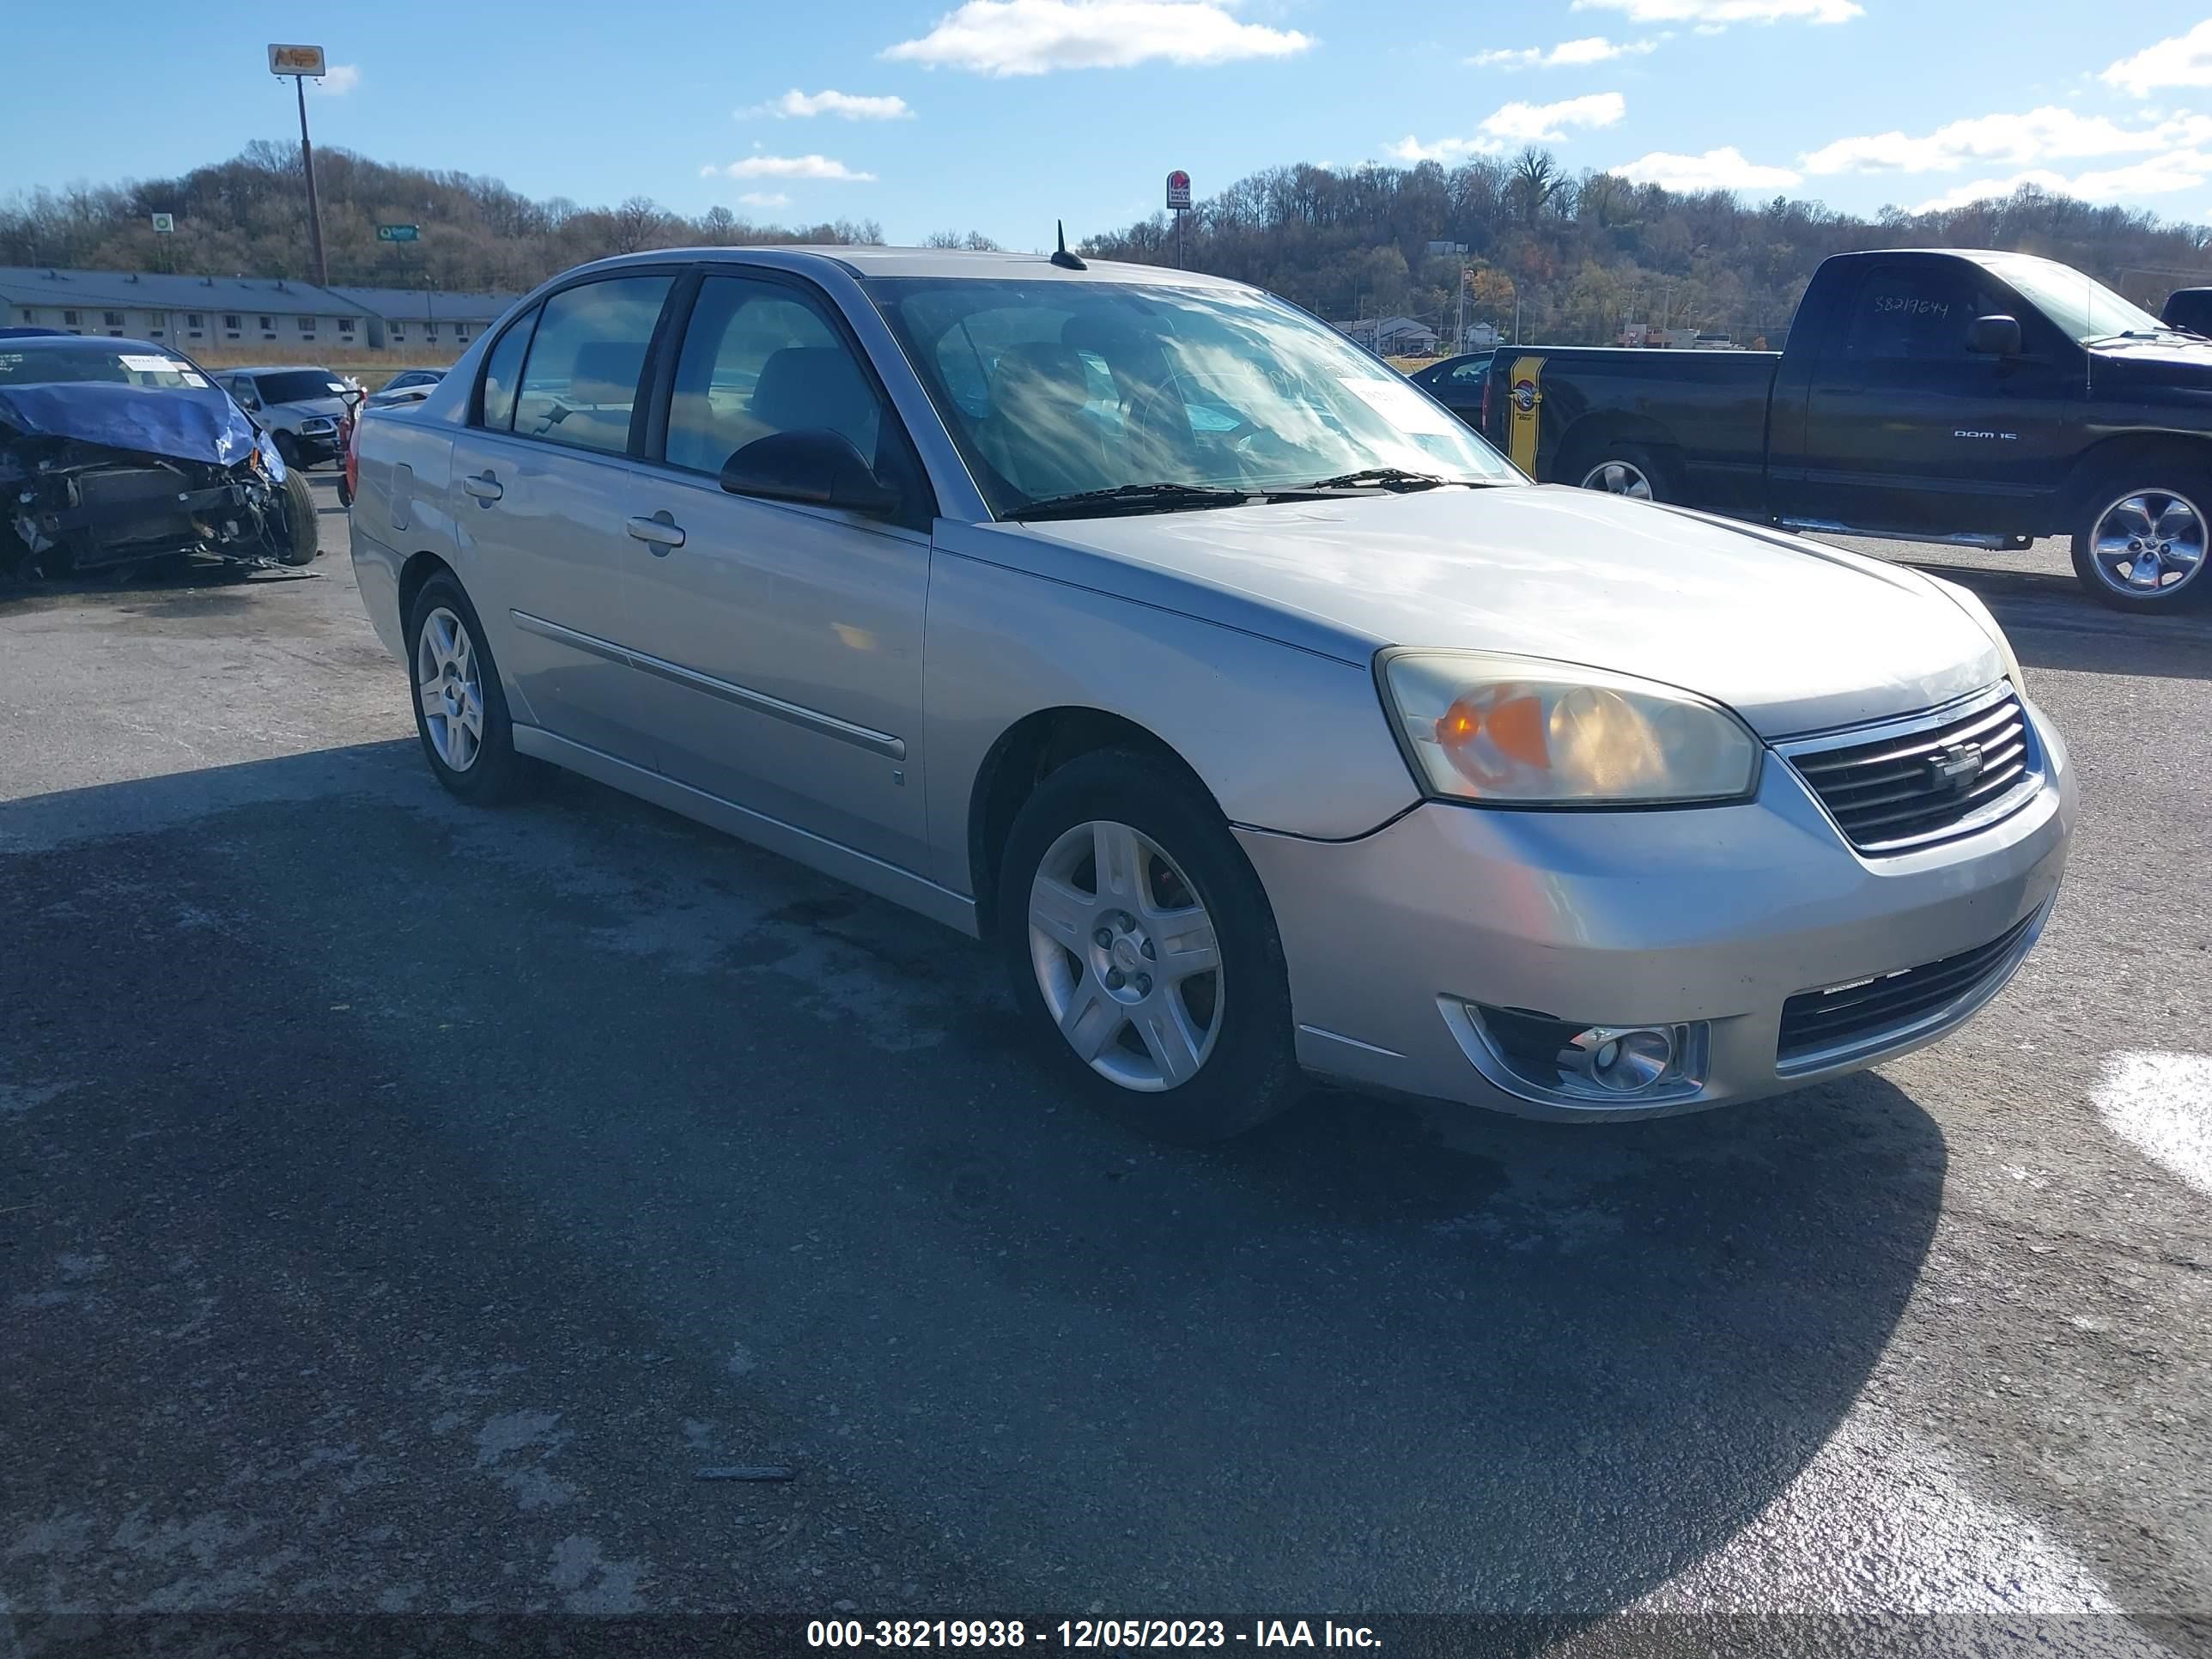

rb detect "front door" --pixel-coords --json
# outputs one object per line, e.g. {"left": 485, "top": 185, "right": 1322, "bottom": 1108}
{"left": 618, "top": 270, "right": 933, "bottom": 872}
{"left": 447, "top": 272, "right": 674, "bottom": 767}
{"left": 1776, "top": 258, "right": 2069, "bottom": 538}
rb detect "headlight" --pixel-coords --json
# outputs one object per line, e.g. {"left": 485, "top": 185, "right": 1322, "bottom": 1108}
{"left": 301, "top": 417, "right": 335, "bottom": 434}
{"left": 1380, "top": 650, "right": 1761, "bottom": 806}
{"left": 1928, "top": 577, "right": 2024, "bottom": 693}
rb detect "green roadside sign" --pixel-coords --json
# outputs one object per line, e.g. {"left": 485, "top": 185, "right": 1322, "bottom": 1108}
{"left": 376, "top": 224, "right": 420, "bottom": 243}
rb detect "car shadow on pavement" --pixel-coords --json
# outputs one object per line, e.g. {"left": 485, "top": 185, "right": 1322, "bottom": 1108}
{"left": 0, "top": 744, "right": 1944, "bottom": 1636}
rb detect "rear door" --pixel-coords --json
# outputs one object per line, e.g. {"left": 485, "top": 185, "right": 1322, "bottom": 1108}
{"left": 445, "top": 271, "right": 675, "bottom": 767}
{"left": 1776, "top": 257, "right": 2069, "bottom": 537}
{"left": 617, "top": 268, "right": 934, "bottom": 872}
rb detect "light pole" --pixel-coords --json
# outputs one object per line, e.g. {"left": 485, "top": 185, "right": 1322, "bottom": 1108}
{"left": 269, "top": 46, "right": 331, "bottom": 287}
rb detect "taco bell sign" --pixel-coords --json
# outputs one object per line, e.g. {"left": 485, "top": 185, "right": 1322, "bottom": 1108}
{"left": 1166, "top": 170, "right": 1192, "bottom": 211}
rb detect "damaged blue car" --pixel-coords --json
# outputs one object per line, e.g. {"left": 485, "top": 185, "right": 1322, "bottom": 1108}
{"left": 1, "top": 331, "right": 321, "bottom": 580}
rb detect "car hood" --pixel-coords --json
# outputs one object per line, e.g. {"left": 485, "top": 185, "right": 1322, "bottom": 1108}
{"left": 975, "top": 485, "right": 2003, "bottom": 737}
{"left": 269, "top": 396, "right": 348, "bottom": 420}
{"left": 0, "top": 380, "right": 259, "bottom": 467}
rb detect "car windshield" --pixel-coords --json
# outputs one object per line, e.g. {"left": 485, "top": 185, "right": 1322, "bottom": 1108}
{"left": 862, "top": 276, "right": 1519, "bottom": 515}
{"left": 252, "top": 370, "right": 347, "bottom": 404}
{"left": 0, "top": 343, "right": 210, "bottom": 389}
{"left": 1977, "top": 253, "right": 2171, "bottom": 343}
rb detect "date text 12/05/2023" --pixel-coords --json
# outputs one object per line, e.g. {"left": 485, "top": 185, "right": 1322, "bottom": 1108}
{"left": 806, "top": 1619, "right": 1382, "bottom": 1648}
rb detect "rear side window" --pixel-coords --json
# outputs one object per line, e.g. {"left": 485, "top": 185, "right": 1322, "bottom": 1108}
{"left": 512, "top": 276, "right": 672, "bottom": 455}
{"left": 477, "top": 307, "right": 538, "bottom": 431}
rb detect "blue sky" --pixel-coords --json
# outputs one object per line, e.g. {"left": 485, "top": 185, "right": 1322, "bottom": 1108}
{"left": 7, "top": 3, "right": 2212, "bottom": 250}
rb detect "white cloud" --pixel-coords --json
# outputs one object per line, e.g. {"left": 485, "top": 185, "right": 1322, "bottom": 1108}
{"left": 738, "top": 191, "right": 793, "bottom": 209}
{"left": 1614, "top": 145, "right": 1802, "bottom": 190}
{"left": 1909, "top": 151, "right": 2212, "bottom": 213}
{"left": 2104, "top": 20, "right": 2212, "bottom": 99}
{"left": 1804, "top": 106, "right": 2211, "bottom": 176}
{"left": 1571, "top": 0, "right": 1858, "bottom": 23}
{"left": 882, "top": 0, "right": 1312, "bottom": 76}
{"left": 1389, "top": 91, "right": 1626, "bottom": 163}
{"left": 313, "top": 64, "right": 360, "bottom": 94}
{"left": 704, "top": 155, "right": 878, "bottom": 181}
{"left": 1480, "top": 91, "right": 1628, "bottom": 141}
{"left": 742, "top": 88, "right": 913, "bottom": 120}
{"left": 1471, "top": 36, "right": 1656, "bottom": 68}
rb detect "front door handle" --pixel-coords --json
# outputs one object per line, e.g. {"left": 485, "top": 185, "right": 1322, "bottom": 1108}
{"left": 626, "top": 511, "right": 685, "bottom": 554}
{"left": 461, "top": 472, "right": 502, "bottom": 502}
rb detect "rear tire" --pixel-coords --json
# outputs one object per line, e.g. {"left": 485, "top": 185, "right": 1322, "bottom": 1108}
{"left": 997, "top": 750, "right": 1298, "bottom": 1144}
{"left": 1571, "top": 441, "right": 1675, "bottom": 503}
{"left": 404, "top": 574, "right": 532, "bottom": 805}
{"left": 2069, "top": 467, "right": 2210, "bottom": 612}
{"left": 276, "top": 467, "right": 320, "bottom": 565}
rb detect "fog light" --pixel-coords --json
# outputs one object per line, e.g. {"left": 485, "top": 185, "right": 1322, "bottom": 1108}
{"left": 1469, "top": 1005, "right": 1707, "bottom": 1103}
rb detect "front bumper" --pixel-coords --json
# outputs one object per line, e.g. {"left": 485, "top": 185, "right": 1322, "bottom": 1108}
{"left": 1237, "top": 695, "right": 2075, "bottom": 1121}
{"left": 287, "top": 432, "right": 341, "bottom": 465}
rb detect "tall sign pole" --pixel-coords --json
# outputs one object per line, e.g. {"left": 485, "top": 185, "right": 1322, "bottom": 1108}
{"left": 270, "top": 46, "right": 331, "bottom": 287}
{"left": 1165, "top": 170, "right": 1192, "bottom": 270}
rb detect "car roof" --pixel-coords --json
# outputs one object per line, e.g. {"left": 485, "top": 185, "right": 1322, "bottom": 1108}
{"left": 551, "top": 245, "right": 1249, "bottom": 289}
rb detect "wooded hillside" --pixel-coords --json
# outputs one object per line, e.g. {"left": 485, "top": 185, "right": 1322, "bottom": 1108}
{"left": 1083, "top": 149, "right": 2212, "bottom": 345}
{"left": 8, "top": 141, "right": 2209, "bottom": 345}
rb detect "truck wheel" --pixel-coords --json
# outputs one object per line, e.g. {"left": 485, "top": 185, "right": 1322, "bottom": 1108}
{"left": 2071, "top": 477, "right": 2209, "bottom": 612}
{"left": 1574, "top": 442, "right": 1674, "bottom": 504}
{"left": 276, "top": 468, "right": 321, "bottom": 565}
{"left": 998, "top": 750, "right": 1299, "bottom": 1144}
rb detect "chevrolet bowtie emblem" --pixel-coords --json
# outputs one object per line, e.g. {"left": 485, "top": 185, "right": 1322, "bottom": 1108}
{"left": 1926, "top": 742, "right": 1984, "bottom": 791}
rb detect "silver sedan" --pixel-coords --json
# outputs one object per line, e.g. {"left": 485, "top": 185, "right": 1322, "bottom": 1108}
{"left": 347, "top": 247, "right": 2073, "bottom": 1140}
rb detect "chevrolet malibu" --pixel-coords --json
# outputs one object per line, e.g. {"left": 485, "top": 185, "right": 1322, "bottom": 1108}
{"left": 348, "top": 247, "right": 2073, "bottom": 1141}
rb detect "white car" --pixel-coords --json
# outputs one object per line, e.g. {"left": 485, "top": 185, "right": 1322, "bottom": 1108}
{"left": 348, "top": 247, "right": 2072, "bottom": 1140}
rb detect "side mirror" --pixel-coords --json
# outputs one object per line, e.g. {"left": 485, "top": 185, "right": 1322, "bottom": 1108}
{"left": 1967, "top": 314, "right": 2022, "bottom": 357}
{"left": 339, "top": 386, "right": 366, "bottom": 412}
{"left": 720, "top": 428, "right": 899, "bottom": 516}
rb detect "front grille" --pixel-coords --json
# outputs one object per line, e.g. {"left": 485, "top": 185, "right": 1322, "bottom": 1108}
{"left": 1785, "top": 686, "right": 2037, "bottom": 854}
{"left": 1777, "top": 909, "right": 2038, "bottom": 1068}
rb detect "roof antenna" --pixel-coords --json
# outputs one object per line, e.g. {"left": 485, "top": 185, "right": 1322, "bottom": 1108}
{"left": 1050, "top": 220, "right": 1086, "bottom": 271}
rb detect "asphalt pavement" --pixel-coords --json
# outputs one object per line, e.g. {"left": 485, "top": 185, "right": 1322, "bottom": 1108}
{"left": 1, "top": 484, "right": 2207, "bottom": 1656}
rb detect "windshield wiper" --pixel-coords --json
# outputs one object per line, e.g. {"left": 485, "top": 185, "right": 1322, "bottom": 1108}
{"left": 2085, "top": 328, "right": 2195, "bottom": 344}
{"left": 1011, "top": 482, "right": 1253, "bottom": 521}
{"left": 1304, "top": 466, "right": 1472, "bottom": 492}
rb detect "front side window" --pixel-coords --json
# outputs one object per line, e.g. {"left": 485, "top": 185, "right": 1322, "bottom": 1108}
{"left": 512, "top": 276, "right": 672, "bottom": 456}
{"left": 864, "top": 276, "right": 1517, "bottom": 514}
{"left": 1837, "top": 265, "right": 2002, "bottom": 362}
{"left": 664, "top": 275, "right": 885, "bottom": 476}
{"left": 476, "top": 307, "right": 538, "bottom": 432}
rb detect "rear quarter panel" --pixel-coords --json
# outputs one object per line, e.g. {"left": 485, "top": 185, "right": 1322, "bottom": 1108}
{"left": 348, "top": 410, "right": 457, "bottom": 660}
{"left": 1490, "top": 347, "right": 1781, "bottom": 517}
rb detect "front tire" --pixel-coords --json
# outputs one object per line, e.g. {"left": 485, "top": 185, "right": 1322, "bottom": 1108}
{"left": 276, "top": 467, "right": 320, "bottom": 565}
{"left": 404, "top": 574, "right": 532, "bottom": 805}
{"left": 998, "top": 750, "right": 1297, "bottom": 1143}
{"left": 2071, "top": 474, "right": 2210, "bottom": 612}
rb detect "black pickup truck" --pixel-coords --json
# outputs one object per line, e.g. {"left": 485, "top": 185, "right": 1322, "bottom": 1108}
{"left": 1481, "top": 247, "right": 2212, "bottom": 611}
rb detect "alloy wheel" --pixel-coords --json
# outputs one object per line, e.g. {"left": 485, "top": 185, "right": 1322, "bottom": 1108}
{"left": 1581, "top": 459, "right": 1654, "bottom": 500}
{"left": 1027, "top": 819, "right": 1224, "bottom": 1092}
{"left": 2088, "top": 489, "right": 2206, "bottom": 598}
{"left": 415, "top": 606, "right": 485, "bottom": 773}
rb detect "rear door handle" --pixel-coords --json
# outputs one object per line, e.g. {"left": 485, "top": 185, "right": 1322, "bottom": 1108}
{"left": 626, "top": 511, "right": 685, "bottom": 553}
{"left": 462, "top": 472, "right": 502, "bottom": 502}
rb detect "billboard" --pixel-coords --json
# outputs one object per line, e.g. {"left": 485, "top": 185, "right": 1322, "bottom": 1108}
{"left": 268, "top": 44, "right": 328, "bottom": 76}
